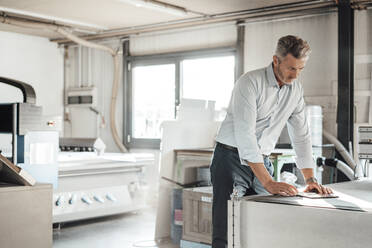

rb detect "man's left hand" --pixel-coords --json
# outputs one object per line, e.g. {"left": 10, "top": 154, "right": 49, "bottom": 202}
{"left": 304, "top": 182, "right": 333, "bottom": 195}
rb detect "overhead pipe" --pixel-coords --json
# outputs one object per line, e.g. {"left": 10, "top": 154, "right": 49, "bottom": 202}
{"left": 0, "top": 15, "right": 129, "bottom": 153}
{"left": 1, "top": 1, "right": 337, "bottom": 45}
{"left": 51, "top": 0, "right": 337, "bottom": 44}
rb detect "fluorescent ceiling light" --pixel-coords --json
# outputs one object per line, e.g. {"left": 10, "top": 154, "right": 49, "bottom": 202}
{"left": 118, "top": 0, "right": 189, "bottom": 16}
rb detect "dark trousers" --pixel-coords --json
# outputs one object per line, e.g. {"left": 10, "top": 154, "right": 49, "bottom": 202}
{"left": 210, "top": 142, "right": 274, "bottom": 248}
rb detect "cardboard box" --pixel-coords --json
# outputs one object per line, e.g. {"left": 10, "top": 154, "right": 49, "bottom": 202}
{"left": 174, "top": 149, "right": 212, "bottom": 185}
{"left": 182, "top": 187, "right": 212, "bottom": 244}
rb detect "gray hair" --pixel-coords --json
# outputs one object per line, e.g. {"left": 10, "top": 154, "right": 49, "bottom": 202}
{"left": 275, "top": 35, "right": 311, "bottom": 60}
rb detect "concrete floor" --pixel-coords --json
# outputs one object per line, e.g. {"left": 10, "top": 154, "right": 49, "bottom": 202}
{"left": 53, "top": 208, "right": 178, "bottom": 248}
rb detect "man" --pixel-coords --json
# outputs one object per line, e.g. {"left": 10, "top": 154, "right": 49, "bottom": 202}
{"left": 210, "top": 35, "right": 333, "bottom": 248}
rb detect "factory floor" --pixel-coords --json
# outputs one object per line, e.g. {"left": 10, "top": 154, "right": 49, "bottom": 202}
{"left": 53, "top": 208, "right": 178, "bottom": 248}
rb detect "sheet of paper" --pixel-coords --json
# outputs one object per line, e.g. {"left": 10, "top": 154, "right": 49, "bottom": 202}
{"left": 297, "top": 192, "right": 339, "bottom": 199}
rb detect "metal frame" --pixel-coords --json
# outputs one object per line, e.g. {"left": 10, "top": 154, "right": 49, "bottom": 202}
{"left": 0, "top": 77, "right": 36, "bottom": 104}
{"left": 337, "top": 0, "right": 354, "bottom": 152}
{"left": 0, "top": 77, "right": 38, "bottom": 163}
{"left": 123, "top": 46, "right": 237, "bottom": 149}
{"left": 12, "top": 103, "right": 17, "bottom": 164}
{"left": 236, "top": 22, "right": 245, "bottom": 79}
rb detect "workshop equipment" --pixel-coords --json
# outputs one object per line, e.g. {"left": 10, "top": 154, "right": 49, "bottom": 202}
{"left": 54, "top": 139, "right": 154, "bottom": 223}
{"left": 357, "top": 126, "right": 372, "bottom": 159}
{"left": 0, "top": 77, "right": 60, "bottom": 188}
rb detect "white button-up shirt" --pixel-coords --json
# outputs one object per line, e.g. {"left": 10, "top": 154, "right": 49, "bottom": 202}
{"left": 216, "top": 63, "right": 315, "bottom": 170}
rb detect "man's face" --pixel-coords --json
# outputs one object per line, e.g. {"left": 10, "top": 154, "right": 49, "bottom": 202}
{"left": 273, "top": 53, "right": 307, "bottom": 86}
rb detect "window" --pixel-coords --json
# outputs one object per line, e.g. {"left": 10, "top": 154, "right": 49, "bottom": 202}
{"left": 132, "top": 64, "right": 175, "bottom": 139}
{"left": 124, "top": 47, "right": 236, "bottom": 149}
{"left": 182, "top": 56, "right": 235, "bottom": 110}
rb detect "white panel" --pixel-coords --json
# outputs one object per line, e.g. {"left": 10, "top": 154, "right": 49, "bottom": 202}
{"left": 355, "top": 10, "right": 372, "bottom": 125}
{"left": 355, "top": 9, "right": 372, "bottom": 56}
{"left": 0, "top": 30, "right": 63, "bottom": 116}
{"left": 355, "top": 54, "right": 372, "bottom": 64}
{"left": 129, "top": 23, "right": 237, "bottom": 55}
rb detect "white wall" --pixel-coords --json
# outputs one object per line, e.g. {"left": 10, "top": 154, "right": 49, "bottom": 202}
{"left": 0, "top": 31, "right": 64, "bottom": 116}
{"left": 354, "top": 9, "right": 372, "bottom": 124}
{"left": 244, "top": 13, "right": 338, "bottom": 135}
{"left": 130, "top": 22, "right": 237, "bottom": 55}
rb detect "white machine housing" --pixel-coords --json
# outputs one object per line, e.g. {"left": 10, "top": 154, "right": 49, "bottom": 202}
{"left": 54, "top": 144, "right": 154, "bottom": 223}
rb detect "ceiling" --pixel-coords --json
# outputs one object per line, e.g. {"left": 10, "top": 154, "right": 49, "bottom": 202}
{"left": 0, "top": 0, "right": 310, "bottom": 39}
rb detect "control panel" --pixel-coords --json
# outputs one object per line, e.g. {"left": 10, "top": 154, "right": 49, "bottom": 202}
{"left": 66, "top": 87, "right": 97, "bottom": 108}
{"left": 53, "top": 185, "right": 139, "bottom": 223}
{"left": 358, "top": 126, "right": 372, "bottom": 159}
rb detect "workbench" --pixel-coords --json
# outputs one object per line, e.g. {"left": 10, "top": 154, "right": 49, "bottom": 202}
{"left": 228, "top": 179, "right": 372, "bottom": 248}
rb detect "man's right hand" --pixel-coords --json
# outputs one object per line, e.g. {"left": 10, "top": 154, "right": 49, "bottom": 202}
{"left": 264, "top": 180, "right": 298, "bottom": 196}
{"left": 246, "top": 160, "right": 298, "bottom": 196}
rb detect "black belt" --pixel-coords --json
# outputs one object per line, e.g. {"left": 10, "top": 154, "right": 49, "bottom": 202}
{"left": 217, "top": 142, "right": 238, "bottom": 152}
{"left": 217, "top": 142, "right": 269, "bottom": 159}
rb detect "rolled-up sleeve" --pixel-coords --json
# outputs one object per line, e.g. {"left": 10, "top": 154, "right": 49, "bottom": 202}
{"left": 287, "top": 87, "right": 316, "bottom": 170}
{"left": 232, "top": 77, "right": 264, "bottom": 164}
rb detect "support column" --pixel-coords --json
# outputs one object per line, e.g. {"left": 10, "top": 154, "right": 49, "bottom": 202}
{"left": 337, "top": 0, "right": 354, "bottom": 151}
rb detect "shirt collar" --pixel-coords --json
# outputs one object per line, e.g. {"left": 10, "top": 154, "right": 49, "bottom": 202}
{"left": 266, "top": 63, "right": 280, "bottom": 88}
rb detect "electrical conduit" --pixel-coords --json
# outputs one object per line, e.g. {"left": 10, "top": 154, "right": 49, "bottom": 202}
{"left": 335, "top": 160, "right": 355, "bottom": 180}
{"left": 323, "top": 130, "right": 356, "bottom": 170}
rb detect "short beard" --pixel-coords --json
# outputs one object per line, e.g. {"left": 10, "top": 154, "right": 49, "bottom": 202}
{"left": 276, "top": 62, "right": 293, "bottom": 84}
{"left": 275, "top": 63, "right": 286, "bottom": 83}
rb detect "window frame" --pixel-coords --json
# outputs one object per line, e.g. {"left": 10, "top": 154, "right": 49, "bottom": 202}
{"left": 123, "top": 45, "right": 237, "bottom": 149}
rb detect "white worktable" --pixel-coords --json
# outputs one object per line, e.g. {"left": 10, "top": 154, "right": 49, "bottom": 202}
{"left": 228, "top": 179, "right": 372, "bottom": 248}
